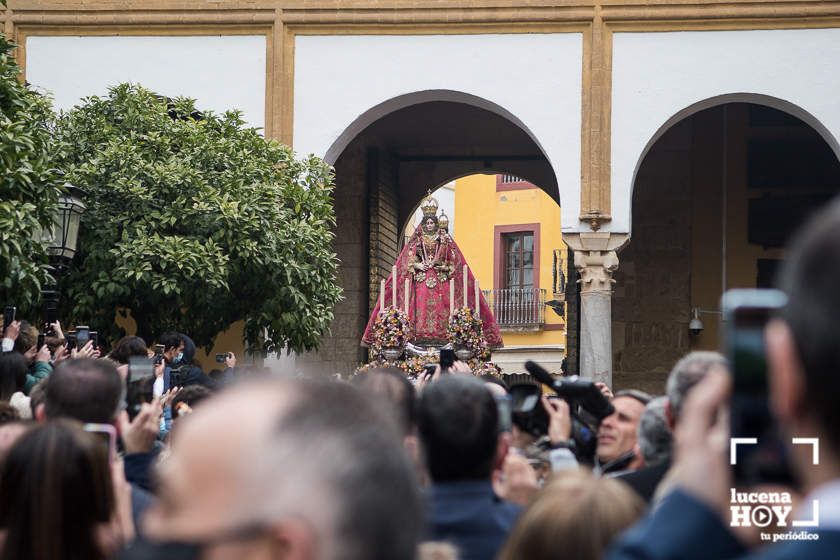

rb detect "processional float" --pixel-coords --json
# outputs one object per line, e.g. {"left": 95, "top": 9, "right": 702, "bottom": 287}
{"left": 359, "top": 192, "right": 503, "bottom": 376}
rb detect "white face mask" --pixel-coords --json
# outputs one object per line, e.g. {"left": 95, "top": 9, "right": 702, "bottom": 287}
{"left": 174, "top": 351, "right": 184, "bottom": 364}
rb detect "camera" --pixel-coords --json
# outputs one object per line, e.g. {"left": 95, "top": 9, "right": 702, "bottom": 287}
{"left": 215, "top": 353, "right": 229, "bottom": 364}
{"left": 516, "top": 361, "right": 616, "bottom": 465}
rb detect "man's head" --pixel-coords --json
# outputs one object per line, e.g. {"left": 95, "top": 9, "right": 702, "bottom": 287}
{"left": 144, "top": 379, "right": 422, "bottom": 560}
{"left": 352, "top": 368, "right": 417, "bottom": 438}
{"left": 40, "top": 359, "right": 122, "bottom": 424}
{"left": 159, "top": 332, "right": 184, "bottom": 364}
{"left": 12, "top": 321, "right": 38, "bottom": 364}
{"left": 418, "top": 375, "right": 502, "bottom": 482}
{"left": 636, "top": 396, "right": 672, "bottom": 467}
{"left": 596, "top": 390, "right": 651, "bottom": 465}
{"left": 665, "top": 351, "right": 727, "bottom": 428}
{"left": 771, "top": 197, "right": 840, "bottom": 460}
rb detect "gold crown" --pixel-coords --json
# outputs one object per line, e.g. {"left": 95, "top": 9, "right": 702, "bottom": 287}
{"left": 438, "top": 212, "right": 449, "bottom": 230}
{"left": 421, "top": 192, "right": 439, "bottom": 218}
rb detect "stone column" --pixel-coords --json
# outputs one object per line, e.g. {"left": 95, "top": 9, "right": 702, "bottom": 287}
{"left": 563, "top": 232, "right": 628, "bottom": 388}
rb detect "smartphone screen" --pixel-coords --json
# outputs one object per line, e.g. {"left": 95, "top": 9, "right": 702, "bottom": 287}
{"left": 89, "top": 331, "right": 98, "bottom": 350}
{"left": 723, "top": 289, "right": 794, "bottom": 486}
{"left": 75, "top": 326, "right": 90, "bottom": 350}
{"left": 3, "top": 307, "right": 15, "bottom": 330}
{"left": 495, "top": 394, "right": 513, "bottom": 433}
{"left": 127, "top": 356, "right": 156, "bottom": 419}
{"left": 128, "top": 356, "right": 155, "bottom": 382}
{"left": 83, "top": 423, "right": 117, "bottom": 464}
{"left": 439, "top": 347, "right": 456, "bottom": 371}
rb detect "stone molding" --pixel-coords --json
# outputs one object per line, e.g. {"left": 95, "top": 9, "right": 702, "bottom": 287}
{"left": 564, "top": 232, "right": 627, "bottom": 294}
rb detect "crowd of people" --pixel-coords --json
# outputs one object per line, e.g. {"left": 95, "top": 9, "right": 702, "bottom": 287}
{"left": 2, "top": 201, "right": 840, "bottom": 560}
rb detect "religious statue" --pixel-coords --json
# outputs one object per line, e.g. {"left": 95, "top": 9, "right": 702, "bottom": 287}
{"left": 362, "top": 192, "right": 502, "bottom": 349}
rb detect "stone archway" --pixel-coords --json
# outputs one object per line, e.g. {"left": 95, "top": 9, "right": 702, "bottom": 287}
{"left": 294, "top": 92, "right": 561, "bottom": 375}
{"left": 612, "top": 97, "right": 840, "bottom": 393}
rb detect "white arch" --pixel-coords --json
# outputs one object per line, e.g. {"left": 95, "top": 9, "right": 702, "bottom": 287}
{"left": 630, "top": 93, "right": 840, "bottom": 202}
{"left": 324, "top": 89, "right": 553, "bottom": 168}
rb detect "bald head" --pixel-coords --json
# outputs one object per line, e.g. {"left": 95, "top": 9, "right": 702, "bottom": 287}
{"left": 145, "top": 378, "right": 422, "bottom": 560}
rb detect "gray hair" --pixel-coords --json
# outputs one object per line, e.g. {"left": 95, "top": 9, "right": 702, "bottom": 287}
{"left": 637, "top": 396, "right": 672, "bottom": 466}
{"left": 665, "top": 351, "right": 727, "bottom": 424}
{"left": 241, "top": 379, "right": 423, "bottom": 560}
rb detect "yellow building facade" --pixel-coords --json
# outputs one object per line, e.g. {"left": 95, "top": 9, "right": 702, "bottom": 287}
{"left": 454, "top": 174, "right": 567, "bottom": 374}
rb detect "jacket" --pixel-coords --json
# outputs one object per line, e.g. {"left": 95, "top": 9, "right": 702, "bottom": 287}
{"left": 426, "top": 480, "right": 522, "bottom": 560}
{"left": 607, "top": 489, "right": 840, "bottom": 560}
{"left": 24, "top": 360, "right": 52, "bottom": 394}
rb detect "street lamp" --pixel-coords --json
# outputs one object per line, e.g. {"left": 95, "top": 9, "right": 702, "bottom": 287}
{"left": 41, "top": 182, "right": 86, "bottom": 272}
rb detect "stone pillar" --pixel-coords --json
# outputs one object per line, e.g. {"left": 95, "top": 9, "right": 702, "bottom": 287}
{"left": 563, "top": 232, "right": 628, "bottom": 388}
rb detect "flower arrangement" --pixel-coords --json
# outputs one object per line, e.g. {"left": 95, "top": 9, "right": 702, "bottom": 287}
{"left": 448, "top": 307, "right": 489, "bottom": 360}
{"left": 370, "top": 307, "right": 412, "bottom": 358}
{"left": 473, "top": 361, "right": 502, "bottom": 377}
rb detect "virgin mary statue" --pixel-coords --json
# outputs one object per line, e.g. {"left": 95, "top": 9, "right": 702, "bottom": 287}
{"left": 362, "top": 193, "right": 502, "bottom": 348}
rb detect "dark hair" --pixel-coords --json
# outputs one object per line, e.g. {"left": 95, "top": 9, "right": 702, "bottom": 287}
{"left": 0, "top": 352, "right": 27, "bottom": 401}
{"left": 418, "top": 375, "right": 499, "bottom": 481}
{"left": 109, "top": 335, "right": 149, "bottom": 365}
{"left": 352, "top": 368, "right": 416, "bottom": 437}
{"left": 171, "top": 385, "right": 212, "bottom": 411}
{"left": 158, "top": 331, "right": 182, "bottom": 353}
{"left": 271, "top": 379, "right": 423, "bottom": 560}
{"left": 0, "top": 420, "right": 114, "bottom": 560}
{"left": 12, "top": 321, "right": 36, "bottom": 355}
{"left": 0, "top": 403, "right": 19, "bottom": 425}
{"left": 778, "top": 197, "right": 840, "bottom": 454}
{"left": 44, "top": 359, "right": 123, "bottom": 424}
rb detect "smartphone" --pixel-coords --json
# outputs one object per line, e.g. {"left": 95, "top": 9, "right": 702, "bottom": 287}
{"left": 42, "top": 291, "right": 58, "bottom": 334}
{"left": 722, "top": 289, "right": 795, "bottom": 486}
{"left": 439, "top": 347, "right": 456, "bottom": 372}
{"left": 37, "top": 333, "right": 45, "bottom": 350}
{"left": 3, "top": 307, "right": 15, "bottom": 330}
{"left": 66, "top": 332, "right": 77, "bottom": 350}
{"left": 128, "top": 356, "right": 155, "bottom": 382}
{"left": 127, "top": 356, "right": 156, "bottom": 418}
{"left": 495, "top": 394, "right": 513, "bottom": 433}
{"left": 153, "top": 343, "right": 165, "bottom": 365}
{"left": 215, "top": 353, "right": 228, "bottom": 363}
{"left": 75, "top": 325, "right": 90, "bottom": 350}
{"left": 89, "top": 331, "right": 98, "bottom": 350}
{"left": 84, "top": 423, "right": 117, "bottom": 464}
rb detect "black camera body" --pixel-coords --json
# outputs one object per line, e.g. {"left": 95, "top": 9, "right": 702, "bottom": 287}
{"left": 514, "top": 361, "right": 616, "bottom": 465}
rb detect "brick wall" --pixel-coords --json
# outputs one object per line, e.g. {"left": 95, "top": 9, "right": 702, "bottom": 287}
{"left": 612, "top": 119, "right": 693, "bottom": 394}
{"left": 367, "top": 148, "right": 400, "bottom": 312}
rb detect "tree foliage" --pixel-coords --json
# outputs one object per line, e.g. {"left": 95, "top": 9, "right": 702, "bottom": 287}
{"left": 0, "top": 35, "right": 61, "bottom": 309}
{"left": 54, "top": 83, "right": 342, "bottom": 352}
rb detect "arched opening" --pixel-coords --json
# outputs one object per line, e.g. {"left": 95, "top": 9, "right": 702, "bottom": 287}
{"left": 612, "top": 99, "right": 840, "bottom": 392}
{"left": 296, "top": 93, "right": 561, "bottom": 375}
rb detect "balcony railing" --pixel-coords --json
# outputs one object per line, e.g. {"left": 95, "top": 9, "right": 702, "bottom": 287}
{"left": 482, "top": 288, "right": 546, "bottom": 328}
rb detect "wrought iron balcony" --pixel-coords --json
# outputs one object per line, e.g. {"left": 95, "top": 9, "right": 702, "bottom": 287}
{"left": 482, "top": 288, "right": 546, "bottom": 329}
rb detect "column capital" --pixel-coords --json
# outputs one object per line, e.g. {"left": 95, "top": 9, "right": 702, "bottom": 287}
{"left": 573, "top": 249, "right": 619, "bottom": 294}
{"left": 564, "top": 232, "right": 627, "bottom": 295}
